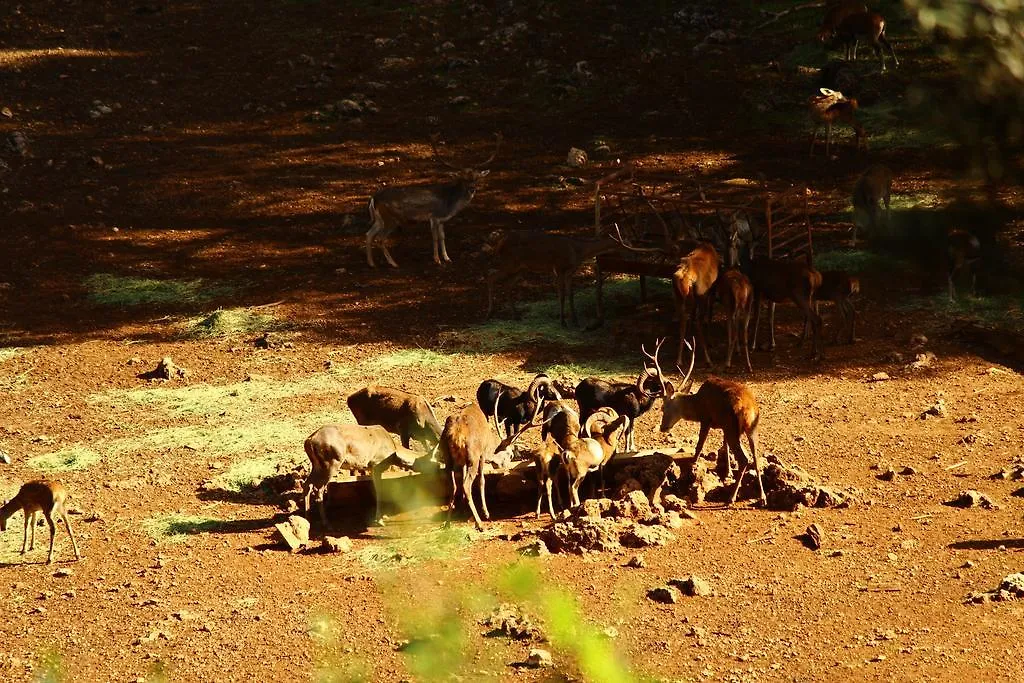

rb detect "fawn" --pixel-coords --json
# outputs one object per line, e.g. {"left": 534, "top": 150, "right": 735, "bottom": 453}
{"left": 0, "top": 480, "right": 81, "bottom": 564}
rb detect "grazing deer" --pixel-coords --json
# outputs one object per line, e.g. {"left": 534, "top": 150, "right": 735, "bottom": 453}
{"left": 947, "top": 229, "right": 982, "bottom": 302}
{"left": 303, "top": 425, "right": 422, "bottom": 527}
{"left": 651, "top": 341, "right": 765, "bottom": 505}
{"left": 852, "top": 165, "right": 893, "bottom": 244}
{"left": 439, "top": 393, "right": 549, "bottom": 530}
{"left": 803, "top": 270, "right": 860, "bottom": 344}
{"left": 346, "top": 385, "right": 442, "bottom": 454}
{"left": 717, "top": 268, "right": 754, "bottom": 372}
{"left": 476, "top": 374, "right": 559, "bottom": 439}
{"left": 818, "top": 0, "right": 869, "bottom": 42}
{"left": 365, "top": 133, "right": 502, "bottom": 268}
{"left": 485, "top": 231, "right": 622, "bottom": 327}
{"left": 828, "top": 11, "right": 899, "bottom": 71}
{"left": 809, "top": 88, "right": 866, "bottom": 157}
{"left": 0, "top": 481, "right": 81, "bottom": 564}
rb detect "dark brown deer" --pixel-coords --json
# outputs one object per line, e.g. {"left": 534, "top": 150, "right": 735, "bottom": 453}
{"left": 827, "top": 11, "right": 899, "bottom": 71}
{"left": 650, "top": 341, "right": 765, "bottom": 505}
{"left": 803, "top": 270, "right": 860, "bottom": 344}
{"left": 948, "top": 229, "right": 982, "bottom": 302}
{"left": 365, "top": 133, "right": 501, "bottom": 267}
{"left": 818, "top": 0, "right": 869, "bottom": 42}
{"left": 346, "top": 385, "right": 442, "bottom": 454}
{"left": 809, "top": 89, "right": 867, "bottom": 157}
{"left": 852, "top": 165, "right": 893, "bottom": 244}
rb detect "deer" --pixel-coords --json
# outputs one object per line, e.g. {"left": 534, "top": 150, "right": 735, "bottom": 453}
{"left": 851, "top": 165, "right": 893, "bottom": 244}
{"left": 365, "top": 133, "right": 502, "bottom": 268}
{"left": 439, "top": 393, "right": 550, "bottom": 530}
{"left": 650, "top": 340, "right": 765, "bottom": 506}
{"left": 485, "top": 231, "right": 622, "bottom": 327}
{"left": 302, "top": 424, "right": 423, "bottom": 528}
{"left": 346, "top": 385, "right": 443, "bottom": 455}
{"left": 947, "top": 228, "right": 982, "bottom": 302}
{"left": 803, "top": 271, "right": 860, "bottom": 344}
{"left": 809, "top": 88, "right": 867, "bottom": 157}
{"left": 717, "top": 268, "right": 754, "bottom": 372}
{"left": 817, "top": 0, "right": 869, "bottom": 43}
{"left": 575, "top": 347, "right": 670, "bottom": 453}
{"left": 532, "top": 398, "right": 580, "bottom": 518}
{"left": 476, "top": 374, "right": 559, "bottom": 439}
{"left": 827, "top": 11, "right": 899, "bottom": 71}
{"left": 0, "top": 480, "right": 81, "bottom": 564}
{"left": 727, "top": 221, "right": 823, "bottom": 360}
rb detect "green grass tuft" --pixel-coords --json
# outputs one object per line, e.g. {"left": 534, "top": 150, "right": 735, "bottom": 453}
{"left": 0, "top": 348, "right": 24, "bottom": 364}
{"left": 85, "top": 274, "right": 234, "bottom": 307}
{"left": 28, "top": 446, "right": 102, "bottom": 472}
{"left": 354, "top": 525, "right": 491, "bottom": 570}
{"left": 180, "top": 308, "right": 279, "bottom": 339}
{"left": 142, "top": 514, "right": 228, "bottom": 543}
{"left": 896, "top": 292, "right": 1024, "bottom": 330}
{"left": 814, "top": 249, "right": 910, "bottom": 273}
{"left": 210, "top": 451, "right": 308, "bottom": 493}
{"left": 363, "top": 349, "right": 453, "bottom": 373}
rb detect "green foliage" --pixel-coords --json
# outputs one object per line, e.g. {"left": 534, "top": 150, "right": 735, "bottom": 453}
{"left": 28, "top": 446, "right": 102, "bottom": 472}
{"left": 181, "top": 308, "right": 279, "bottom": 338}
{"left": 362, "top": 349, "right": 453, "bottom": 373}
{"left": 84, "top": 274, "right": 233, "bottom": 307}
{"left": 141, "top": 514, "right": 227, "bottom": 543}
{"left": 353, "top": 525, "right": 483, "bottom": 571}
{"left": 34, "top": 649, "right": 64, "bottom": 683}
{"left": 209, "top": 451, "right": 308, "bottom": 493}
{"left": 814, "top": 249, "right": 909, "bottom": 273}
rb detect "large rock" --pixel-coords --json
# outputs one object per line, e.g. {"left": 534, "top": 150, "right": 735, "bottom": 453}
{"left": 480, "top": 604, "right": 542, "bottom": 641}
{"left": 946, "top": 490, "right": 998, "bottom": 509}
{"left": 621, "top": 524, "right": 674, "bottom": 548}
{"left": 274, "top": 515, "right": 311, "bottom": 551}
{"left": 668, "top": 575, "right": 712, "bottom": 597}
{"left": 647, "top": 586, "right": 682, "bottom": 604}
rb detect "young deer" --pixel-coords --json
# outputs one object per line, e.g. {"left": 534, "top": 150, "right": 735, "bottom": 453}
{"left": 534, "top": 399, "right": 579, "bottom": 518}
{"left": 851, "top": 165, "right": 893, "bottom": 244}
{"left": 717, "top": 268, "right": 754, "bottom": 372}
{"left": 652, "top": 341, "right": 765, "bottom": 505}
{"left": 809, "top": 88, "right": 866, "bottom": 157}
{"left": 439, "top": 393, "right": 549, "bottom": 530}
{"left": 803, "top": 270, "right": 860, "bottom": 344}
{"left": 485, "top": 231, "right": 621, "bottom": 327}
{"left": 0, "top": 481, "right": 81, "bottom": 564}
{"left": 365, "top": 133, "right": 501, "bottom": 268}
{"left": 829, "top": 11, "right": 899, "bottom": 71}
{"left": 560, "top": 407, "right": 630, "bottom": 507}
{"left": 817, "top": 0, "right": 868, "bottom": 42}
{"left": 947, "top": 229, "right": 982, "bottom": 302}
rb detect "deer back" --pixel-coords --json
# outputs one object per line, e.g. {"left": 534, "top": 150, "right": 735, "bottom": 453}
{"left": 674, "top": 243, "right": 720, "bottom": 299}
{"left": 371, "top": 178, "right": 477, "bottom": 222}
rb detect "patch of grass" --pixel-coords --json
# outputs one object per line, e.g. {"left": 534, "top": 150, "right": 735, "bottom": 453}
{"left": 180, "top": 308, "right": 279, "bottom": 339}
{"left": 814, "top": 249, "right": 910, "bottom": 273}
{"left": 449, "top": 278, "right": 669, "bottom": 353}
{"left": 85, "top": 274, "right": 234, "bottom": 307}
{"left": 141, "top": 514, "right": 228, "bottom": 543}
{"left": 89, "top": 372, "right": 346, "bottom": 417}
{"left": 858, "top": 101, "right": 954, "bottom": 151}
{"left": 0, "top": 348, "right": 24, "bottom": 364}
{"left": 540, "top": 360, "right": 639, "bottom": 379}
{"left": 783, "top": 42, "right": 828, "bottom": 70}
{"left": 210, "top": 451, "right": 308, "bottom": 493}
{"left": 353, "top": 525, "right": 493, "bottom": 571}
{"left": 363, "top": 349, "right": 454, "bottom": 373}
{"left": 897, "top": 292, "right": 1024, "bottom": 330}
{"left": 27, "top": 446, "right": 101, "bottom": 472}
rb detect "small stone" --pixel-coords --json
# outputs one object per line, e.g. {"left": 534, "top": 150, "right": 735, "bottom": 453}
{"left": 321, "top": 536, "right": 352, "bottom": 553}
{"left": 625, "top": 554, "right": 646, "bottom": 568}
{"left": 920, "top": 399, "right": 946, "bottom": 420}
{"left": 869, "top": 372, "right": 890, "bottom": 382}
{"left": 909, "top": 352, "right": 936, "bottom": 370}
{"left": 802, "top": 523, "right": 824, "bottom": 550}
{"left": 668, "top": 575, "right": 712, "bottom": 597}
{"left": 602, "top": 626, "right": 619, "bottom": 638}
{"left": 900, "top": 466, "right": 918, "bottom": 476}
{"left": 518, "top": 540, "right": 550, "bottom": 557}
{"left": 647, "top": 586, "right": 682, "bottom": 604}
{"left": 0, "top": 107, "right": 12, "bottom": 118}
{"left": 945, "top": 490, "right": 998, "bottom": 509}
{"left": 828, "top": 549, "right": 846, "bottom": 558}
{"left": 53, "top": 568, "right": 73, "bottom": 578}
{"left": 876, "top": 468, "right": 896, "bottom": 481}
{"left": 526, "top": 648, "right": 553, "bottom": 668}
{"left": 566, "top": 147, "right": 588, "bottom": 167}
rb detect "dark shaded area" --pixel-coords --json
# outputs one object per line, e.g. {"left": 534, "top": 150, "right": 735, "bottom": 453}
{"left": 948, "top": 539, "right": 1024, "bottom": 551}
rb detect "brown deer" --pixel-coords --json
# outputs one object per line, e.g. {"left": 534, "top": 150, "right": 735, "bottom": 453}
{"left": 439, "top": 393, "right": 549, "bottom": 530}
{"left": 0, "top": 480, "right": 81, "bottom": 564}
{"left": 818, "top": 0, "right": 869, "bottom": 42}
{"left": 650, "top": 340, "right": 765, "bottom": 505}
{"left": 534, "top": 398, "right": 579, "bottom": 518}
{"left": 852, "top": 165, "right": 893, "bottom": 244}
{"left": 717, "top": 268, "right": 754, "bottom": 372}
{"left": 365, "top": 133, "right": 502, "bottom": 268}
{"left": 559, "top": 407, "right": 630, "bottom": 507}
{"left": 346, "top": 385, "right": 442, "bottom": 454}
{"left": 948, "top": 229, "right": 982, "bottom": 302}
{"left": 672, "top": 243, "right": 721, "bottom": 367}
{"left": 803, "top": 270, "right": 860, "bottom": 344}
{"left": 828, "top": 11, "right": 899, "bottom": 71}
{"left": 809, "top": 89, "right": 866, "bottom": 157}
{"left": 485, "top": 231, "right": 622, "bottom": 327}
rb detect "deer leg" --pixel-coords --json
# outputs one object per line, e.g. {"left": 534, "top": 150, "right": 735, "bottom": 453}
{"left": 365, "top": 222, "right": 381, "bottom": 268}
{"left": 437, "top": 221, "right": 451, "bottom": 264}
{"left": 693, "top": 423, "right": 711, "bottom": 460}
{"left": 535, "top": 467, "right": 546, "bottom": 519}
{"left": 43, "top": 512, "right": 57, "bottom": 565}
{"left": 568, "top": 273, "right": 579, "bottom": 327}
{"left": 29, "top": 511, "right": 36, "bottom": 551}
{"left": 570, "top": 473, "right": 583, "bottom": 508}
{"left": 445, "top": 467, "right": 459, "bottom": 525}
{"left": 881, "top": 34, "right": 898, "bottom": 68}
{"left": 462, "top": 467, "right": 484, "bottom": 531}
{"left": 948, "top": 270, "right": 957, "bottom": 302}
{"left": 61, "top": 511, "right": 81, "bottom": 560}
{"left": 847, "top": 300, "right": 857, "bottom": 343}
{"left": 377, "top": 225, "right": 399, "bottom": 268}
{"left": 429, "top": 219, "right": 442, "bottom": 265}
{"left": 371, "top": 454, "right": 399, "bottom": 526}
{"left": 545, "top": 476, "right": 557, "bottom": 519}
{"left": 747, "top": 426, "right": 766, "bottom": 505}
{"left": 726, "top": 432, "right": 751, "bottom": 505}
{"left": 695, "top": 303, "right": 712, "bottom": 367}
{"left": 21, "top": 511, "right": 29, "bottom": 554}
{"left": 676, "top": 297, "right": 692, "bottom": 366}
{"left": 767, "top": 302, "right": 777, "bottom": 351}
{"left": 478, "top": 459, "right": 493, "bottom": 521}
{"left": 725, "top": 312, "right": 735, "bottom": 369}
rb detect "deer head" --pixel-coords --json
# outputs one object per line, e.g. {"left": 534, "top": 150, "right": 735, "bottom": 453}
{"left": 430, "top": 132, "right": 502, "bottom": 189}
{"left": 639, "top": 337, "right": 676, "bottom": 400}
{"left": 657, "top": 338, "right": 700, "bottom": 433}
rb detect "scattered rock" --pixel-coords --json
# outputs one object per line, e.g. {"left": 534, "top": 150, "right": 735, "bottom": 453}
{"left": 621, "top": 524, "right": 674, "bottom": 548}
{"left": 0, "top": 450, "right": 10, "bottom": 465}
{"left": 53, "top": 568, "right": 73, "bottom": 578}
{"left": 668, "top": 575, "right": 713, "bottom": 597}
{"left": 481, "top": 604, "right": 543, "bottom": 641}
{"left": 525, "top": 648, "right": 553, "bottom": 668}
{"left": 908, "top": 333, "right": 928, "bottom": 349}
{"left": 868, "top": 372, "right": 891, "bottom": 382}
{"left": 908, "top": 352, "right": 936, "bottom": 371}
{"left": 955, "top": 414, "right": 979, "bottom": 424}
{"left": 945, "top": 490, "right": 998, "bottom": 509}
{"left": 566, "top": 147, "right": 588, "bottom": 167}
{"left": 253, "top": 332, "right": 276, "bottom": 349}
{"left": 876, "top": 468, "right": 896, "bottom": 482}
{"left": 321, "top": 536, "right": 352, "bottom": 553}
{"left": 647, "top": 586, "right": 682, "bottom": 604}
{"left": 518, "top": 540, "right": 550, "bottom": 557}
{"left": 920, "top": 399, "right": 947, "bottom": 420}
{"left": 900, "top": 466, "right": 918, "bottom": 476}
{"left": 966, "top": 573, "right": 1024, "bottom": 604}
{"left": 274, "top": 515, "right": 311, "bottom": 551}
{"left": 137, "top": 357, "right": 187, "bottom": 381}
{"left": 611, "top": 490, "right": 655, "bottom": 523}
{"left": 625, "top": 554, "right": 646, "bottom": 568}
{"left": 801, "top": 523, "right": 824, "bottom": 551}
{"left": 661, "top": 494, "right": 688, "bottom": 513}
{"left": 7, "top": 131, "right": 29, "bottom": 157}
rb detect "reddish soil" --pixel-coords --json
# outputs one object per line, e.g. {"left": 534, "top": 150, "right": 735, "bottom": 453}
{"left": 1, "top": 1, "right": 1023, "bottom": 681}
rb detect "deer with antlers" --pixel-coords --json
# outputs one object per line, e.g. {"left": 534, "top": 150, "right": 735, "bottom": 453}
{"left": 808, "top": 88, "right": 866, "bottom": 157}
{"left": 365, "top": 133, "right": 502, "bottom": 268}
{"left": 648, "top": 339, "right": 765, "bottom": 506}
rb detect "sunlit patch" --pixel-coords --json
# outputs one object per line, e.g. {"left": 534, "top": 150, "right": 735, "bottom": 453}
{"left": 0, "top": 48, "right": 141, "bottom": 68}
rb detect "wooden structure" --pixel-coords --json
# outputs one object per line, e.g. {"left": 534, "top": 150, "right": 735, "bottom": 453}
{"left": 590, "top": 167, "right": 815, "bottom": 318}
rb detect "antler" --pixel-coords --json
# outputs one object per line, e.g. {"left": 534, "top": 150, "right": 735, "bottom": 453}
{"left": 429, "top": 133, "right": 463, "bottom": 171}
{"left": 611, "top": 223, "right": 666, "bottom": 254}
{"left": 640, "top": 337, "right": 669, "bottom": 397}
{"left": 675, "top": 337, "right": 697, "bottom": 393}
{"left": 470, "top": 132, "right": 502, "bottom": 170}
{"left": 496, "top": 407, "right": 557, "bottom": 452}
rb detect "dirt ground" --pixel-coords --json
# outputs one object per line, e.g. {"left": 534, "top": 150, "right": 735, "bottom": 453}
{"left": 1, "top": 0, "right": 1024, "bottom": 681}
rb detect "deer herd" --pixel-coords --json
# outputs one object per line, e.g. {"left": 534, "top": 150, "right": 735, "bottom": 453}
{"left": 0, "top": 1, "right": 987, "bottom": 563}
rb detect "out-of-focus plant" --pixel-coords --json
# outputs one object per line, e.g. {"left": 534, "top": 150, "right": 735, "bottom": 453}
{"left": 905, "top": 0, "right": 1024, "bottom": 185}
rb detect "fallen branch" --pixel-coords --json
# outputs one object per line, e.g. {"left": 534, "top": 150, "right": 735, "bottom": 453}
{"left": 755, "top": 1, "right": 826, "bottom": 30}
{"left": 944, "top": 461, "right": 968, "bottom": 471}
{"left": 856, "top": 585, "right": 902, "bottom": 593}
